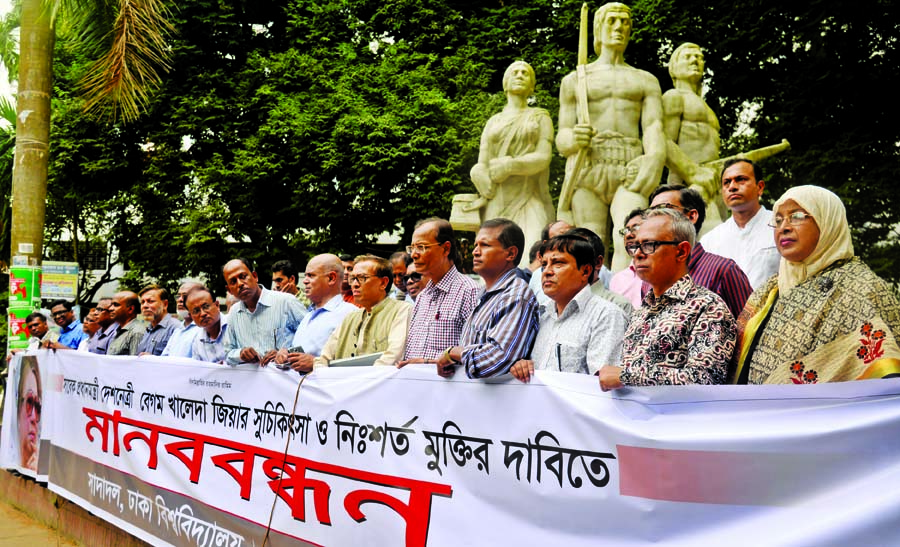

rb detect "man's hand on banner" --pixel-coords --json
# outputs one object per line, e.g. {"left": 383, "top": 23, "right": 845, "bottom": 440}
{"left": 599, "top": 365, "right": 623, "bottom": 392}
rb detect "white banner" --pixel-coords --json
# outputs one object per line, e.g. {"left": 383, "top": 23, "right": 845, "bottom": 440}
{"left": 4, "top": 350, "right": 900, "bottom": 546}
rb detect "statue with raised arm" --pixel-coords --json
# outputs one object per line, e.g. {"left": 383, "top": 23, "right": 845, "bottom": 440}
{"left": 556, "top": 2, "right": 666, "bottom": 272}
{"left": 662, "top": 43, "right": 725, "bottom": 236}
{"left": 466, "top": 61, "right": 555, "bottom": 253}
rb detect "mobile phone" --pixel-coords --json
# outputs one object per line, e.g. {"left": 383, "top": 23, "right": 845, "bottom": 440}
{"left": 275, "top": 346, "right": 304, "bottom": 370}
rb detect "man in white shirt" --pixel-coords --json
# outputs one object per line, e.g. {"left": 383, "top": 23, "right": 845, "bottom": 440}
{"left": 510, "top": 235, "right": 626, "bottom": 382}
{"left": 700, "top": 159, "right": 780, "bottom": 290}
{"left": 527, "top": 219, "right": 573, "bottom": 306}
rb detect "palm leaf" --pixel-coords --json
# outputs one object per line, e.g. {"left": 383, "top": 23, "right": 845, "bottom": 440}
{"left": 62, "top": 0, "right": 174, "bottom": 123}
{"left": 0, "top": 95, "right": 16, "bottom": 128}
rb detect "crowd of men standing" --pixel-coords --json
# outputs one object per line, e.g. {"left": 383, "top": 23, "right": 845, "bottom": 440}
{"left": 17, "top": 159, "right": 782, "bottom": 389}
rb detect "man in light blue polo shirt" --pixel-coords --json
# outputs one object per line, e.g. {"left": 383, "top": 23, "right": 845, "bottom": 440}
{"left": 275, "top": 254, "right": 356, "bottom": 373}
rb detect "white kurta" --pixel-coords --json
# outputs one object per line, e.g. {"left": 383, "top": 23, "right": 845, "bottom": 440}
{"left": 700, "top": 207, "right": 780, "bottom": 290}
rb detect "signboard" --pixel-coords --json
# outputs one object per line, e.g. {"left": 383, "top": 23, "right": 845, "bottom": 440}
{"left": 41, "top": 261, "right": 79, "bottom": 300}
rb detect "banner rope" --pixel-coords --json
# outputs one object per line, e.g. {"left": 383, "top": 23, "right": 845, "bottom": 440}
{"left": 261, "top": 370, "right": 310, "bottom": 547}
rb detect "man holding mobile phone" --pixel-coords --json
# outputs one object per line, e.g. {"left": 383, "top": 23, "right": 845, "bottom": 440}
{"left": 275, "top": 254, "right": 357, "bottom": 373}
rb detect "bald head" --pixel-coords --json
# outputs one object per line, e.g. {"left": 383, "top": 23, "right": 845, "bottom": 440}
{"left": 110, "top": 291, "right": 140, "bottom": 326}
{"left": 548, "top": 220, "right": 574, "bottom": 239}
{"left": 304, "top": 253, "right": 345, "bottom": 307}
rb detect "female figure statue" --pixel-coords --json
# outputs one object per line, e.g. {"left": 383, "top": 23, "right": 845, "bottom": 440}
{"left": 468, "top": 61, "right": 554, "bottom": 253}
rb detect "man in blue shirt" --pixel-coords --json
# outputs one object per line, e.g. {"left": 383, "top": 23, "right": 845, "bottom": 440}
{"left": 136, "top": 286, "right": 181, "bottom": 356}
{"left": 161, "top": 281, "right": 203, "bottom": 358}
{"left": 274, "top": 254, "right": 356, "bottom": 373}
{"left": 435, "top": 218, "right": 539, "bottom": 378}
{"left": 88, "top": 298, "right": 118, "bottom": 355}
{"left": 50, "top": 300, "right": 87, "bottom": 350}
{"left": 187, "top": 286, "right": 229, "bottom": 364}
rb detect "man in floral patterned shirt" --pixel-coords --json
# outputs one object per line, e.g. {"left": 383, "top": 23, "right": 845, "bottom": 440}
{"left": 599, "top": 208, "right": 736, "bottom": 390}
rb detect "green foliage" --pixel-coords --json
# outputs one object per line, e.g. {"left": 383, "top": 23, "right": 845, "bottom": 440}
{"left": 39, "top": 0, "right": 900, "bottom": 294}
{"left": 0, "top": 2, "right": 20, "bottom": 83}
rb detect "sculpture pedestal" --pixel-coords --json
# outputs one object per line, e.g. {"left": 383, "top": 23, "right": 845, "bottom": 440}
{"left": 449, "top": 194, "right": 482, "bottom": 233}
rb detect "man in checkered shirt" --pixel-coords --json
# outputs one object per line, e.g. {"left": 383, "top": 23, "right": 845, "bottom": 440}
{"left": 400, "top": 218, "right": 479, "bottom": 364}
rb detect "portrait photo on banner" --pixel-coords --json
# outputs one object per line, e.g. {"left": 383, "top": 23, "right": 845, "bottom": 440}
{"left": 1, "top": 354, "right": 48, "bottom": 477}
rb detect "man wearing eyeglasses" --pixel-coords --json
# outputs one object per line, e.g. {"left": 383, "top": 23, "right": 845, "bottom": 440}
{"left": 598, "top": 208, "right": 736, "bottom": 390}
{"left": 274, "top": 254, "right": 357, "bottom": 372}
{"left": 699, "top": 159, "right": 780, "bottom": 290}
{"left": 609, "top": 208, "right": 646, "bottom": 308}
{"left": 646, "top": 184, "right": 752, "bottom": 319}
{"left": 49, "top": 300, "right": 87, "bottom": 349}
{"left": 88, "top": 298, "right": 118, "bottom": 354}
{"left": 314, "top": 255, "right": 412, "bottom": 368}
{"left": 400, "top": 218, "right": 479, "bottom": 364}
{"left": 160, "top": 281, "right": 204, "bottom": 358}
{"left": 182, "top": 286, "right": 228, "bottom": 364}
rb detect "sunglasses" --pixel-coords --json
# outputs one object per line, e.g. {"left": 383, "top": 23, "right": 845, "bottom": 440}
{"left": 21, "top": 391, "right": 41, "bottom": 418}
{"left": 403, "top": 273, "right": 423, "bottom": 284}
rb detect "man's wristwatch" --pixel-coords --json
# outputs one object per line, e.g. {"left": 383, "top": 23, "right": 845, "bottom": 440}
{"left": 443, "top": 346, "right": 459, "bottom": 364}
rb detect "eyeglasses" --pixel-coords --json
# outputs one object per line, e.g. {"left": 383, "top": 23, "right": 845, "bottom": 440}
{"left": 404, "top": 273, "right": 422, "bottom": 284}
{"left": 348, "top": 274, "right": 377, "bottom": 285}
{"left": 21, "top": 391, "right": 41, "bottom": 418}
{"left": 648, "top": 203, "right": 687, "bottom": 212}
{"left": 406, "top": 243, "right": 441, "bottom": 255}
{"left": 768, "top": 211, "right": 813, "bottom": 229}
{"left": 617, "top": 224, "right": 641, "bottom": 237}
{"left": 625, "top": 240, "right": 680, "bottom": 256}
{"left": 190, "top": 302, "right": 216, "bottom": 315}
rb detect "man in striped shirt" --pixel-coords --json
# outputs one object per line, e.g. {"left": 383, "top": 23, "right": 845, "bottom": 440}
{"left": 434, "top": 219, "right": 539, "bottom": 378}
{"left": 222, "top": 258, "right": 307, "bottom": 366}
{"left": 645, "top": 185, "right": 752, "bottom": 319}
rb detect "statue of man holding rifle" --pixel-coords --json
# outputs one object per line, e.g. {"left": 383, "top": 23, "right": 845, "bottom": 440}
{"left": 556, "top": 2, "right": 666, "bottom": 272}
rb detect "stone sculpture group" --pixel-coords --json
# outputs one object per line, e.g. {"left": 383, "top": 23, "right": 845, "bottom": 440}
{"left": 453, "top": 2, "right": 789, "bottom": 270}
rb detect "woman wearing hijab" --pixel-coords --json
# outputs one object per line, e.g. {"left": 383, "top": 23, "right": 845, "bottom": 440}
{"left": 733, "top": 185, "right": 900, "bottom": 384}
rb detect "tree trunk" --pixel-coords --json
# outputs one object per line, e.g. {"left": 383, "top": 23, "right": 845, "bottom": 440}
{"left": 10, "top": 0, "right": 53, "bottom": 266}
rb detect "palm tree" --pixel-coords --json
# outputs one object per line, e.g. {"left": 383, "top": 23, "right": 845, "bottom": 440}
{"left": 9, "top": 0, "right": 171, "bottom": 269}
